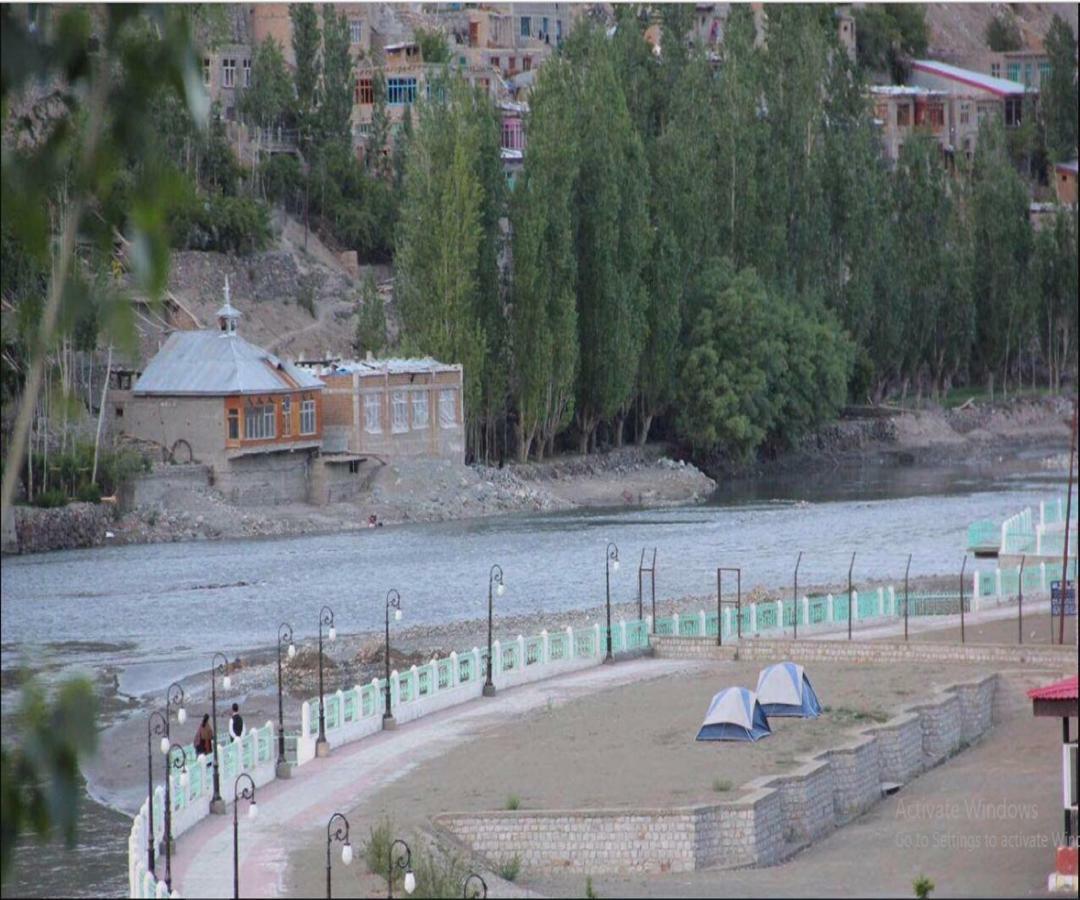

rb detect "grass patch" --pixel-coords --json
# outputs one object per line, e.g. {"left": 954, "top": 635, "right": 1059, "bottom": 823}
{"left": 411, "top": 846, "right": 469, "bottom": 899}
{"left": 498, "top": 854, "right": 521, "bottom": 882}
{"left": 711, "top": 777, "right": 733, "bottom": 792}
{"left": 823, "top": 704, "right": 889, "bottom": 725}
{"left": 585, "top": 875, "right": 599, "bottom": 898}
{"left": 505, "top": 793, "right": 521, "bottom": 811}
{"left": 363, "top": 816, "right": 403, "bottom": 890}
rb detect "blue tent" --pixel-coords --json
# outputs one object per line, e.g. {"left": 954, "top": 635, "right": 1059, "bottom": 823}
{"left": 696, "top": 687, "right": 772, "bottom": 742}
{"left": 755, "top": 662, "right": 822, "bottom": 718}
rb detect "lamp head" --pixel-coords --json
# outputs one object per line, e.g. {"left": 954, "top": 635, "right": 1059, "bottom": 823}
{"left": 394, "top": 608, "right": 402, "bottom": 622}
{"left": 223, "top": 674, "right": 232, "bottom": 691}
{"left": 328, "top": 625, "right": 337, "bottom": 642}
{"left": 177, "top": 707, "right": 187, "bottom": 725}
{"left": 612, "top": 559, "right": 620, "bottom": 573}
{"left": 160, "top": 736, "right": 170, "bottom": 755}
{"left": 496, "top": 582, "right": 505, "bottom": 597}
{"left": 288, "top": 643, "right": 296, "bottom": 659}
{"left": 341, "top": 842, "right": 353, "bottom": 865}
{"left": 403, "top": 871, "right": 416, "bottom": 894}
{"left": 248, "top": 800, "right": 258, "bottom": 820}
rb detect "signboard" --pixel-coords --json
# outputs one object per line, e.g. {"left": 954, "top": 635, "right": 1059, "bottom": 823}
{"left": 1050, "top": 580, "right": 1077, "bottom": 616}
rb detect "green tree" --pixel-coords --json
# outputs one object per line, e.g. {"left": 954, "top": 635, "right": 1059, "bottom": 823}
{"left": 319, "top": 4, "right": 354, "bottom": 154}
{"left": 366, "top": 68, "right": 391, "bottom": 177}
{"left": 353, "top": 274, "right": 387, "bottom": 356}
{"left": 1041, "top": 16, "right": 1078, "bottom": 162}
{"left": 238, "top": 37, "right": 293, "bottom": 129}
{"left": 414, "top": 27, "right": 451, "bottom": 64}
{"left": 290, "top": 2, "right": 321, "bottom": 147}
{"left": 1033, "top": 209, "right": 1079, "bottom": 390}
{"left": 985, "top": 14, "right": 1023, "bottom": 52}
{"left": 509, "top": 59, "right": 580, "bottom": 461}
{"left": 1, "top": 677, "right": 99, "bottom": 885}
{"left": 569, "top": 27, "right": 650, "bottom": 452}
{"left": 853, "top": 4, "right": 928, "bottom": 82}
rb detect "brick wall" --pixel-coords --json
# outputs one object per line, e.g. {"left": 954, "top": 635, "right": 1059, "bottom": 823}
{"left": 651, "top": 635, "right": 1076, "bottom": 669}
{"left": 435, "top": 675, "right": 999, "bottom": 876}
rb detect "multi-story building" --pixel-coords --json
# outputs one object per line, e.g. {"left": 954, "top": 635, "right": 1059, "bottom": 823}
{"left": 948, "top": 49, "right": 1054, "bottom": 94}
{"left": 870, "top": 85, "right": 992, "bottom": 164}
{"left": 909, "top": 60, "right": 1032, "bottom": 129}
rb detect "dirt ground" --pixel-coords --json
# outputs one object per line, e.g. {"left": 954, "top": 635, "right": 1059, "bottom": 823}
{"left": 358, "top": 660, "right": 991, "bottom": 826}
{"left": 903, "top": 611, "right": 1077, "bottom": 646}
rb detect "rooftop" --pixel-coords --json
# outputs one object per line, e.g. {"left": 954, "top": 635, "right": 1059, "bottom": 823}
{"left": 300, "top": 357, "right": 462, "bottom": 377}
{"left": 1028, "top": 675, "right": 1079, "bottom": 702}
{"left": 133, "top": 330, "right": 324, "bottom": 396}
{"left": 1056, "top": 160, "right": 1079, "bottom": 174}
{"left": 911, "top": 59, "right": 1030, "bottom": 97}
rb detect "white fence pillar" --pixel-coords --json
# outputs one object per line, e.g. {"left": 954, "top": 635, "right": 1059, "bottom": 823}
{"left": 801, "top": 595, "right": 810, "bottom": 627}
{"left": 540, "top": 630, "right": 549, "bottom": 664}
{"left": 995, "top": 569, "right": 1002, "bottom": 596}
{"left": 749, "top": 602, "right": 757, "bottom": 633}
{"left": 877, "top": 587, "right": 884, "bottom": 617}
{"left": 593, "top": 622, "right": 602, "bottom": 656}
{"left": 888, "top": 585, "right": 896, "bottom": 615}
{"left": 699, "top": 609, "right": 707, "bottom": 635}
{"left": 517, "top": 634, "right": 526, "bottom": 666}
{"left": 618, "top": 619, "right": 627, "bottom": 651}
{"left": 491, "top": 640, "right": 501, "bottom": 679}
{"left": 672, "top": 612, "right": 680, "bottom": 636}
{"left": 390, "top": 669, "right": 400, "bottom": 709}
{"left": 826, "top": 593, "right": 834, "bottom": 622}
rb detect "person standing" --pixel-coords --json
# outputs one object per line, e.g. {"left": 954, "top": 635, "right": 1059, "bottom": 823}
{"left": 194, "top": 713, "right": 214, "bottom": 757}
{"left": 229, "top": 702, "right": 244, "bottom": 742}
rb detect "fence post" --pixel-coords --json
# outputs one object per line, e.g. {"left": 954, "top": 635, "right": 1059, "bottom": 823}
{"left": 749, "top": 602, "right": 757, "bottom": 634}
{"left": 699, "top": 609, "right": 707, "bottom": 636}
{"left": 565, "top": 625, "right": 574, "bottom": 659}
{"left": 540, "top": 629, "right": 549, "bottom": 665}
{"left": 390, "top": 669, "right": 400, "bottom": 710}
{"left": 491, "top": 640, "right": 501, "bottom": 681}
{"left": 826, "top": 593, "right": 834, "bottom": 623}
{"left": 593, "top": 622, "right": 602, "bottom": 657}
{"left": 995, "top": 569, "right": 1002, "bottom": 596}
{"left": 672, "top": 612, "right": 680, "bottom": 636}
{"left": 801, "top": 595, "right": 810, "bottom": 628}
{"left": 877, "top": 587, "right": 884, "bottom": 617}
{"left": 1040, "top": 562, "right": 1046, "bottom": 591}
{"left": 448, "top": 652, "right": 458, "bottom": 688}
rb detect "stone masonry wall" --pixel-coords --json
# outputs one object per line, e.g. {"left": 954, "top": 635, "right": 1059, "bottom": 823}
{"left": 651, "top": 635, "right": 1076, "bottom": 670}
{"left": 12, "top": 502, "right": 114, "bottom": 554}
{"left": 435, "top": 675, "right": 998, "bottom": 876}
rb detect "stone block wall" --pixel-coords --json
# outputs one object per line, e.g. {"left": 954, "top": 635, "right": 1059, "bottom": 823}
{"left": 121, "top": 464, "right": 211, "bottom": 510}
{"left": 214, "top": 450, "right": 314, "bottom": 505}
{"left": 436, "top": 674, "right": 999, "bottom": 877}
{"left": 651, "top": 635, "right": 1076, "bottom": 670}
{"left": 873, "top": 713, "right": 924, "bottom": 785}
{"left": 12, "top": 502, "right": 114, "bottom": 554}
{"left": 913, "top": 693, "right": 962, "bottom": 768}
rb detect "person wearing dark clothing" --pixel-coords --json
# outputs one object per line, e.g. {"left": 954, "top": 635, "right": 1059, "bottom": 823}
{"left": 194, "top": 714, "right": 214, "bottom": 757}
{"left": 229, "top": 702, "right": 244, "bottom": 741}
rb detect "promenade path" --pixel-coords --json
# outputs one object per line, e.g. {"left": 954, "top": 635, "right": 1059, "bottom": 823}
{"left": 171, "top": 657, "right": 706, "bottom": 898}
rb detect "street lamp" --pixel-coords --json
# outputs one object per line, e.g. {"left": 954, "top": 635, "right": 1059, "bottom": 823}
{"left": 383, "top": 589, "right": 402, "bottom": 731}
{"left": 604, "top": 542, "right": 619, "bottom": 663}
{"left": 387, "top": 838, "right": 415, "bottom": 899}
{"left": 165, "top": 681, "right": 187, "bottom": 728}
{"left": 232, "top": 773, "right": 258, "bottom": 900}
{"left": 463, "top": 873, "right": 487, "bottom": 898}
{"left": 316, "top": 605, "right": 336, "bottom": 758}
{"left": 483, "top": 564, "right": 505, "bottom": 698}
{"left": 210, "top": 652, "right": 231, "bottom": 815}
{"left": 325, "top": 812, "right": 353, "bottom": 899}
{"left": 277, "top": 622, "right": 296, "bottom": 778}
{"left": 163, "top": 742, "right": 188, "bottom": 892}
{"left": 145, "top": 710, "right": 169, "bottom": 875}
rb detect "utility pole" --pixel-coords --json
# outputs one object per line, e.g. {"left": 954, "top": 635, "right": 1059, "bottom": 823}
{"left": 1059, "top": 398, "right": 1076, "bottom": 645}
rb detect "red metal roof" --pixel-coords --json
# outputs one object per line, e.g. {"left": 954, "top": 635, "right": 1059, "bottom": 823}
{"left": 1028, "top": 675, "right": 1079, "bottom": 701}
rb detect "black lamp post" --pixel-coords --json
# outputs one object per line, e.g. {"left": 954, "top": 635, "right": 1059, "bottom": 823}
{"left": 904, "top": 553, "right": 912, "bottom": 641}
{"left": 232, "top": 773, "right": 258, "bottom": 900}
{"left": 483, "top": 564, "right": 505, "bottom": 698}
{"left": 325, "top": 812, "right": 353, "bottom": 899}
{"left": 210, "top": 652, "right": 231, "bottom": 815}
{"left": 387, "top": 838, "right": 415, "bottom": 899}
{"left": 383, "top": 590, "right": 402, "bottom": 730}
{"left": 793, "top": 551, "right": 803, "bottom": 640}
{"left": 316, "top": 605, "right": 336, "bottom": 758}
{"left": 145, "top": 710, "right": 169, "bottom": 875}
{"left": 277, "top": 623, "right": 296, "bottom": 778}
{"left": 163, "top": 742, "right": 188, "bottom": 892}
{"left": 604, "top": 542, "right": 619, "bottom": 663}
{"left": 847, "top": 551, "right": 856, "bottom": 641}
{"left": 463, "top": 873, "right": 487, "bottom": 899}
{"left": 165, "top": 681, "right": 187, "bottom": 730}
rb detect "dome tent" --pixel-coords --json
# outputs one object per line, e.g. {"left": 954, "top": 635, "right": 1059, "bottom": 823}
{"left": 755, "top": 662, "right": 822, "bottom": 718}
{"left": 695, "top": 687, "right": 772, "bottom": 742}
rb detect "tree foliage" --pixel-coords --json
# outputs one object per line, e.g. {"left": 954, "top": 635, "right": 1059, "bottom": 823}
{"left": 1042, "top": 16, "right": 1078, "bottom": 163}
{"left": 853, "top": 4, "right": 928, "bottom": 81}
{"left": 985, "top": 14, "right": 1023, "bottom": 53}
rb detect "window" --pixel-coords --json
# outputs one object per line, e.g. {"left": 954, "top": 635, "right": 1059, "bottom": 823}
{"left": 507, "top": 56, "right": 516, "bottom": 72}
{"left": 412, "top": 391, "right": 429, "bottom": 429}
{"left": 364, "top": 393, "right": 382, "bottom": 433}
{"left": 523, "top": 55, "right": 532, "bottom": 71}
{"left": 222, "top": 58, "right": 236, "bottom": 88}
{"left": 391, "top": 391, "right": 409, "bottom": 433}
{"left": 927, "top": 102, "right": 944, "bottom": 129}
{"left": 959, "top": 102, "right": 970, "bottom": 125}
{"left": 1005, "top": 97, "right": 1023, "bottom": 128}
{"left": 1039, "top": 62, "right": 1051, "bottom": 83}
{"left": 520, "top": 16, "right": 531, "bottom": 37}
{"left": 300, "top": 398, "right": 316, "bottom": 435}
{"left": 243, "top": 58, "right": 251, "bottom": 87}
{"left": 1006, "top": 62, "right": 1021, "bottom": 83}
{"left": 542, "top": 16, "right": 549, "bottom": 36}
{"left": 556, "top": 20, "right": 563, "bottom": 41}
{"left": 356, "top": 77, "right": 374, "bottom": 104}
{"left": 349, "top": 19, "right": 362, "bottom": 44}
{"left": 244, "top": 403, "right": 276, "bottom": 440}
{"left": 896, "top": 104, "right": 911, "bottom": 127}
{"left": 491, "top": 56, "right": 500, "bottom": 69}
{"left": 438, "top": 389, "right": 457, "bottom": 429}
{"left": 228, "top": 408, "right": 239, "bottom": 440}
{"left": 282, "top": 397, "right": 292, "bottom": 436}
{"left": 203, "top": 57, "right": 211, "bottom": 86}
{"left": 348, "top": 460, "right": 360, "bottom": 474}
{"left": 1023, "top": 62, "right": 1032, "bottom": 85}
{"left": 469, "top": 21, "right": 479, "bottom": 46}
{"left": 990, "top": 62, "right": 1000, "bottom": 78}
{"left": 387, "top": 77, "right": 417, "bottom": 106}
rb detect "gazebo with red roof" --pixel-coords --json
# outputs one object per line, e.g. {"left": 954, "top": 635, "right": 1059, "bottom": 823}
{"left": 1029, "top": 674, "right": 1078, "bottom": 891}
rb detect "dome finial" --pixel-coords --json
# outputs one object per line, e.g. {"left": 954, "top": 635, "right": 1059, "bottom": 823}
{"left": 217, "top": 276, "right": 241, "bottom": 336}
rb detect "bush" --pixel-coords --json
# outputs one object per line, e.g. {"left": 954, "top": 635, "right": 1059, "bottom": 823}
{"left": 209, "top": 195, "right": 271, "bottom": 255}
{"left": 497, "top": 855, "right": 521, "bottom": 882}
{"left": 33, "top": 488, "right": 68, "bottom": 508}
{"left": 261, "top": 154, "right": 303, "bottom": 210}
{"left": 504, "top": 794, "right": 521, "bottom": 811}
{"left": 913, "top": 875, "right": 934, "bottom": 899}
{"left": 585, "top": 876, "right": 599, "bottom": 899}
{"left": 76, "top": 483, "right": 102, "bottom": 503}
{"left": 712, "top": 778, "right": 732, "bottom": 792}
{"left": 410, "top": 846, "right": 469, "bottom": 899}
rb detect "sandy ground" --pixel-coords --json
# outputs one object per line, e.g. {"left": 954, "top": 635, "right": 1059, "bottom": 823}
{"left": 529, "top": 679, "right": 1072, "bottom": 898}
{"left": 905, "top": 610, "right": 1077, "bottom": 647}
{"left": 356, "top": 661, "right": 993, "bottom": 823}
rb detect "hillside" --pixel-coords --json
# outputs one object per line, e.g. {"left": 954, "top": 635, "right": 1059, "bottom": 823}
{"left": 921, "top": 2, "right": 1078, "bottom": 59}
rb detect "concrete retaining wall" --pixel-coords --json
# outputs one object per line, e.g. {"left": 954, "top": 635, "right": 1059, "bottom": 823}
{"left": 651, "top": 635, "right": 1077, "bottom": 669}
{"left": 121, "top": 465, "right": 211, "bottom": 510}
{"left": 436, "top": 675, "right": 998, "bottom": 876}
{"left": 214, "top": 451, "right": 313, "bottom": 505}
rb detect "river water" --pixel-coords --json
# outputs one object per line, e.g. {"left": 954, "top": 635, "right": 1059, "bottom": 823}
{"left": 0, "top": 448, "right": 1071, "bottom": 897}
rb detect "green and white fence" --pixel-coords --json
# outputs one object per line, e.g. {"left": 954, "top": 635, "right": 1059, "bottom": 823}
{"left": 969, "top": 496, "right": 1077, "bottom": 558}
{"left": 128, "top": 722, "right": 276, "bottom": 898}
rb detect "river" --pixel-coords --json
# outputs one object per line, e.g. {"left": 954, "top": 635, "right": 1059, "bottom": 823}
{"left": 0, "top": 448, "right": 1072, "bottom": 897}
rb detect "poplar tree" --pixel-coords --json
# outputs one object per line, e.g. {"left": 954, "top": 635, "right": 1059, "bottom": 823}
{"left": 318, "top": 5, "right": 354, "bottom": 154}
{"left": 239, "top": 38, "right": 293, "bottom": 130}
{"left": 290, "top": 3, "right": 320, "bottom": 147}
{"left": 1042, "top": 16, "right": 1078, "bottom": 163}
{"left": 509, "top": 60, "right": 580, "bottom": 461}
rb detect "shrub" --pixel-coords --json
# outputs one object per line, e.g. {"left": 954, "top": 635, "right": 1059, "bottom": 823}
{"left": 76, "top": 482, "right": 102, "bottom": 503}
{"left": 209, "top": 195, "right": 270, "bottom": 255}
{"left": 33, "top": 488, "right": 68, "bottom": 509}
{"left": 497, "top": 854, "right": 520, "bottom": 882}
{"left": 297, "top": 273, "right": 318, "bottom": 319}
{"left": 363, "top": 816, "right": 404, "bottom": 891}
{"left": 585, "top": 876, "right": 599, "bottom": 899}
{"left": 504, "top": 794, "right": 521, "bottom": 811}
{"left": 712, "top": 778, "right": 732, "bottom": 792}
{"left": 913, "top": 875, "right": 934, "bottom": 899}
{"left": 411, "top": 846, "right": 469, "bottom": 899}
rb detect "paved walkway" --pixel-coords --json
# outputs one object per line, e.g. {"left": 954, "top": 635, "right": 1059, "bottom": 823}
{"left": 171, "top": 657, "right": 706, "bottom": 898}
